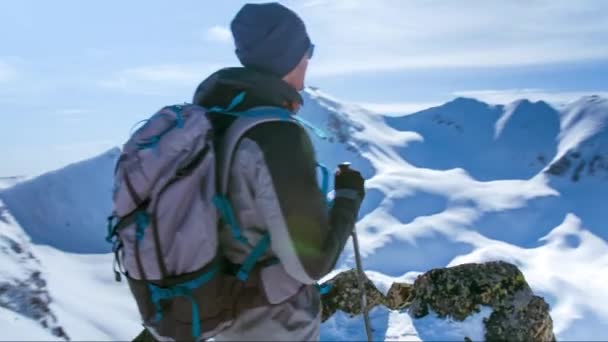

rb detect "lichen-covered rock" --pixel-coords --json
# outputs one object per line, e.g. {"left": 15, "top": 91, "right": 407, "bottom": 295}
{"left": 385, "top": 282, "right": 414, "bottom": 310}
{"left": 319, "top": 262, "right": 555, "bottom": 341}
{"left": 320, "top": 269, "right": 386, "bottom": 322}
{"left": 408, "top": 261, "right": 555, "bottom": 341}
{"left": 409, "top": 261, "right": 531, "bottom": 320}
{"left": 485, "top": 296, "right": 555, "bottom": 342}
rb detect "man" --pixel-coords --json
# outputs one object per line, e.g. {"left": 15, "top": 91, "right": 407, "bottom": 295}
{"left": 136, "top": 3, "right": 364, "bottom": 341}
{"left": 196, "top": 3, "right": 365, "bottom": 341}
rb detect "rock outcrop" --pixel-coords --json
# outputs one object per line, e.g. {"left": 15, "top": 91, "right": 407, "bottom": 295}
{"left": 320, "top": 261, "right": 555, "bottom": 341}
{"left": 0, "top": 201, "right": 69, "bottom": 340}
{"left": 320, "top": 269, "right": 386, "bottom": 322}
{"left": 0, "top": 271, "right": 68, "bottom": 340}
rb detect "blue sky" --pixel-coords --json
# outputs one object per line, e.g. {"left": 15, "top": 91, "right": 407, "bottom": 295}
{"left": 1, "top": 0, "right": 607, "bottom": 176}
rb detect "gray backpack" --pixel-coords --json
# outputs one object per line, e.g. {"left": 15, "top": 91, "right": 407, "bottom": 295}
{"left": 105, "top": 96, "right": 326, "bottom": 341}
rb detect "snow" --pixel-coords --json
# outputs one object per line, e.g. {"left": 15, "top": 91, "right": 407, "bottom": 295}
{"left": 384, "top": 311, "right": 421, "bottom": 341}
{"left": 300, "top": 89, "right": 608, "bottom": 340}
{"left": 0, "top": 176, "right": 25, "bottom": 190}
{"left": 1, "top": 89, "right": 607, "bottom": 340}
{"left": 33, "top": 245, "right": 141, "bottom": 341}
{"left": 555, "top": 96, "right": 608, "bottom": 163}
{"left": 0, "top": 148, "right": 120, "bottom": 253}
{"left": 413, "top": 307, "right": 492, "bottom": 341}
{"left": 449, "top": 214, "right": 608, "bottom": 339}
{"left": 321, "top": 307, "right": 391, "bottom": 342}
{"left": 320, "top": 307, "right": 491, "bottom": 341}
{"left": 0, "top": 199, "right": 39, "bottom": 285}
{"left": 0, "top": 306, "right": 59, "bottom": 341}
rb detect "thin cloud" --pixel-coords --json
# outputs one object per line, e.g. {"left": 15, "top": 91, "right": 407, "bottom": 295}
{"left": 357, "top": 88, "right": 608, "bottom": 116}
{"left": 99, "top": 63, "right": 221, "bottom": 94}
{"left": 453, "top": 89, "right": 608, "bottom": 106}
{"left": 50, "top": 139, "right": 117, "bottom": 154}
{"left": 357, "top": 101, "right": 440, "bottom": 116}
{"left": 54, "top": 109, "right": 96, "bottom": 116}
{"left": 309, "top": 44, "right": 608, "bottom": 78}
{"left": 296, "top": 0, "right": 608, "bottom": 77}
{"left": 0, "top": 60, "right": 17, "bottom": 82}
{"left": 204, "top": 25, "right": 232, "bottom": 44}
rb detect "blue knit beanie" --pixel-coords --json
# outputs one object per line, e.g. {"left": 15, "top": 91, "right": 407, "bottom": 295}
{"left": 231, "top": 2, "right": 312, "bottom": 77}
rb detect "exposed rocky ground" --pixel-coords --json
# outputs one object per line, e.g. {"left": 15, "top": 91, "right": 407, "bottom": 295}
{"left": 0, "top": 201, "right": 69, "bottom": 340}
{"left": 0, "top": 270, "right": 68, "bottom": 340}
{"left": 546, "top": 150, "right": 607, "bottom": 182}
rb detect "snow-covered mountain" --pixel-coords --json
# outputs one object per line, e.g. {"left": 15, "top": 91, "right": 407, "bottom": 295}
{"left": 1, "top": 150, "right": 119, "bottom": 254}
{"left": 0, "top": 89, "right": 606, "bottom": 341}
{"left": 0, "top": 177, "right": 25, "bottom": 191}
{"left": 384, "top": 97, "right": 560, "bottom": 181}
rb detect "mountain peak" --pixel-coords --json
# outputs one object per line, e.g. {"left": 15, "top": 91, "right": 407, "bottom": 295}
{"left": 0, "top": 146, "right": 121, "bottom": 253}
{"left": 446, "top": 97, "right": 493, "bottom": 109}
{"left": 545, "top": 95, "right": 608, "bottom": 181}
{"left": 507, "top": 98, "right": 553, "bottom": 110}
{"left": 495, "top": 99, "right": 559, "bottom": 139}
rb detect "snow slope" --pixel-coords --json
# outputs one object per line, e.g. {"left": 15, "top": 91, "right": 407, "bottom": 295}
{"left": 0, "top": 306, "right": 58, "bottom": 341}
{"left": 383, "top": 97, "right": 560, "bottom": 181}
{"left": 31, "top": 246, "right": 141, "bottom": 341}
{"left": 0, "top": 200, "right": 67, "bottom": 340}
{"left": 0, "top": 176, "right": 25, "bottom": 190}
{"left": 0, "top": 148, "right": 120, "bottom": 253}
{"left": 1, "top": 89, "right": 607, "bottom": 341}
{"left": 305, "top": 89, "right": 607, "bottom": 341}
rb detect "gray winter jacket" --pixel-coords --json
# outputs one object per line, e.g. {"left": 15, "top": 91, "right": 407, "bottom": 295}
{"left": 193, "top": 68, "right": 362, "bottom": 341}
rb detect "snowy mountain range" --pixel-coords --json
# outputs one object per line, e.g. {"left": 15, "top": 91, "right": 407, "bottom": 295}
{"left": 0, "top": 89, "right": 606, "bottom": 341}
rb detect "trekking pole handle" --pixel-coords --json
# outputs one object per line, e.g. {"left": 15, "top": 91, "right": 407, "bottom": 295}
{"left": 338, "top": 162, "right": 352, "bottom": 173}
{"left": 338, "top": 161, "right": 373, "bottom": 341}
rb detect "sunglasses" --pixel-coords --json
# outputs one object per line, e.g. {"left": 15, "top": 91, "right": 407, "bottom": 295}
{"left": 307, "top": 43, "right": 315, "bottom": 59}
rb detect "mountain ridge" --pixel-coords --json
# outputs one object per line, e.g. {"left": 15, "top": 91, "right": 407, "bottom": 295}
{"left": 0, "top": 91, "right": 606, "bottom": 340}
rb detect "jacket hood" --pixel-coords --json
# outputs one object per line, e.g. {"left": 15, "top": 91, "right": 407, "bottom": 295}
{"left": 193, "top": 67, "right": 303, "bottom": 113}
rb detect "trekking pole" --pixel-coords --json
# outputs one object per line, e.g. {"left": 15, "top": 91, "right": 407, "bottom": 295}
{"left": 338, "top": 163, "right": 373, "bottom": 342}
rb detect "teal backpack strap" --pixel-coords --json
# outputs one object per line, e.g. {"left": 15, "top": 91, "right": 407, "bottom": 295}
{"left": 134, "top": 211, "right": 150, "bottom": 242}
{"left": 212, "top": 195, "right": 249, "bottom": 244}
{"left": 207, "top": 91, "right": 247, "bottom": 113}
{"left": 147, "top": 261, "right": 221, "bottom": 339}
{"left": 130, "top": 104, "right": 189, "bottom": 151}
{"left": 212, "top": 93, "right": 331, "bottom": 282}
{"left": 316, "top": 162, "right": 330, "bottom": 203}
{"left": 316, "top": 282, "right": 333, "bottom": 295}
{"left": 209, "top": 91, "right": 328, "bottom": 138}
{"left": 236, "top": 232, "right": 271, "bottom": 281}
{"left": 294, "top": 115, "right": 329, "bottom": 140}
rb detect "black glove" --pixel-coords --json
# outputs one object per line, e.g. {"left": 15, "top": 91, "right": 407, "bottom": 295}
{"left": 335, "top": 165, "right": 365, "bottom": 200}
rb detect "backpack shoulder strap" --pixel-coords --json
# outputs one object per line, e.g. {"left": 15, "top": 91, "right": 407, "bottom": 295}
{"left": 216, "top": 107, "right": 299, "bottom": 195}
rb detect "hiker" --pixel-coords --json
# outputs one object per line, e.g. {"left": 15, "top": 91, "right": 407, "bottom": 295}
{"left": 117, "top": 3, "right": 365, "bottom": 341}
{"left": 193, "top": 3, "right": 366, "bottom": 340}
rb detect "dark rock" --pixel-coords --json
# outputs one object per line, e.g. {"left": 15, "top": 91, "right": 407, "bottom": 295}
{"left": 485, "top": 296, "right": 555, "bottom": 342}
{"left": 572, "top": 161, "right": 586, "bottom": 182}
{"left": 320, "top": 269, "right": 386, "bottom": 322}
{"left": 409, "top": 261, "right": 531, "bottom": 320}
{"left": 319, "top": 261, "right": 555, "bottom": 341}
{"left": 408, "top": 261, "right": 554, "bottom": 341}
{"left": 385, "top": 282, "right": 414, "bottom": 310}
{"left": 52, "top": 327, "right": 69, "bottom": 340}
{"left": 0, "top": 265, "right": 69, "bottom": 340}
{"left": 546, "top": 156, "right": 571, "bottom": 176}
{"left": 1, "top": 236, "right": 23, "bottom": 254}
